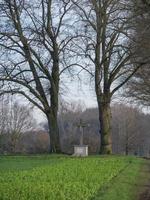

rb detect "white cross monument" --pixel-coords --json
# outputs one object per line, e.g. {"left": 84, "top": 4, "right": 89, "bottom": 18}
{"left": 73, "top": 119, "right": 88, "bottom": 157}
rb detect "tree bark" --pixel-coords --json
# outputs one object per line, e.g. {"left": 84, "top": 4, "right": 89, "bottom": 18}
{"left": 125, "top": 143, "right": 129, "bottom": 156}
{"left": 45, "top": 42, "right": 61, "bottom": 153}
{"left": 98, "top": 100, "right": 112, "bottom": 154}
{"left": 47, "top": 112, "right": 61, "bottom": 153}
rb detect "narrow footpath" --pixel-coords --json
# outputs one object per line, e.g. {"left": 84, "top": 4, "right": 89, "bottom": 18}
{"left": 138, "top": 159, "right": 150, "bottom": 200}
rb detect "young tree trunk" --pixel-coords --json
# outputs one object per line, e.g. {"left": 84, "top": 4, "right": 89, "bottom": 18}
{"left": 98, "top": 101, "right": 112, "bottom": 154}
{"left": 11, "top": 135, "right": 17, "bottom": 154}
{"left": 125, "top": 133, "right": 129, "bottom": 155}
{"left": 125, "top": 143, "right": 129, "bottom": 156}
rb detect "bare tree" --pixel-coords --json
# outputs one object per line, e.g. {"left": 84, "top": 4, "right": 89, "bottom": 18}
{"left": 125, "top": 0, "right": 150, "bottom": 106}
{"left": 0, "top": 96, "right": 8, "bottom": 152}
{"left": 71, "top": 0, "right": 149, "bottom": 154}
{"left": 0, "top": 96, "right": 8, "bottom": 136}
{"left": 126, "top": 67, "right": 150, "bottom": 106}
{"left": 0, "top": 98, "right": 34, "bottom": 153}
{"left": 111, "top": 104, "right": 142, "bottom": 155}
{"left": 8, "top": 102, "right": 35, "bottom": 152}
{"left": 0, "top": 0, "right": 75, "bottom": 153}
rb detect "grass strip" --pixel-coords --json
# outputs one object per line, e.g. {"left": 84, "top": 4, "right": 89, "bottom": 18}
{"left": 91, "top": 157, "right": 144, "bottom": 200}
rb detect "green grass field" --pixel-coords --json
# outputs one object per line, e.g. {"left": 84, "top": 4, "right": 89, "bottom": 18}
{"left": 0, "top": 155, "right": 144, "bottom": 200}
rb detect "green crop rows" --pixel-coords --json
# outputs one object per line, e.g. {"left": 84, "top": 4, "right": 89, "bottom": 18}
{"left": 0, "top": 156, "right": 140, "bottom": 200}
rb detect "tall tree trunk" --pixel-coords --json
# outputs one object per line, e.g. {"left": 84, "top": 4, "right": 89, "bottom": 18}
{"left": 47, "top": 42, "right": 61, "bottom": 153}
{"left": 47, "top": 112, "right": 61, "bottom": 153}
{"left": 98, "top": 100, "right": 112, "bottom": 154}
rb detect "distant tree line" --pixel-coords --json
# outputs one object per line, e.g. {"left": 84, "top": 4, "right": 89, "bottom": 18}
{"left": 0, "top": 100, "right": 150, "bottom": 156}
{"left": 43, "top": 102, "right": 150, "bottom": 156}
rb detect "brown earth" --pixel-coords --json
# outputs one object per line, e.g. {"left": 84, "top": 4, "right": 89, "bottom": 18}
{"left": 139, "top": 188, "right": 150, "bottom": 200}
{"left": 138, "top": 159, "right": 150, "bottom": 200}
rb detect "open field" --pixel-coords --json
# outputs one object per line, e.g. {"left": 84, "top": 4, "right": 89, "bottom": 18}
{"left": 0, "top": 155, "right": 146, "bottom": 200}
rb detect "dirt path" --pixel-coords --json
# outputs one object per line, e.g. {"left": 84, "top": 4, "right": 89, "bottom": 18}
{"left": 138, "top": 159, "right": 150, "bottom": 200}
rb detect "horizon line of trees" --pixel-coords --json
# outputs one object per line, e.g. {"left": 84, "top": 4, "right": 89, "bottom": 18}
{"left": 1, "top": 101, "right": 150, "bottom": 157}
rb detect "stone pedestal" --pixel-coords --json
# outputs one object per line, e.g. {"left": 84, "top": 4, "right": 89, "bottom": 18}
{"left": 73, "top": 145, "right": 88, "bottom": 157}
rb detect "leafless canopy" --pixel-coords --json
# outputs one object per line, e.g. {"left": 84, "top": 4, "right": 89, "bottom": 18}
{"left": 72, "top": 0, "right": 150, "bottom": 96}
{"left": 0, "top": 0, "right": 79, "bottom": 152}
{"left": 70, "top": 0, "right": 150, "bottom": 154}
{"left": 125, "top": 0, "right": 150, "bottom": 106}
{"left": 0, "top": 0, "right": 75, "bottom": 113}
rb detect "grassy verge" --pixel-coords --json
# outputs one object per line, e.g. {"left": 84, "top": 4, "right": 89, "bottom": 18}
{"left": 134, "top": 159, "right": 150, "bottom": 200}
{"left": 0, "top": 155, "right": 145, "bottom": 200}
{"left": 92, "top": 157, "right": 144, "bottom": 200}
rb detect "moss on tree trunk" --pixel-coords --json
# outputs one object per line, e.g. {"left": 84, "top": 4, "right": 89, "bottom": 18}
{"left": 99, "top": 102, "right": 112, "bottom": 154}
{"left": 47, "top": 113, "right": 61, "bottom": 153}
